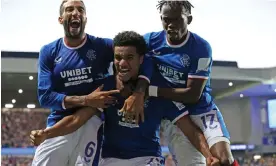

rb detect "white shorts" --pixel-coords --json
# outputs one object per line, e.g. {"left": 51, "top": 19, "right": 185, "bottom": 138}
{"left": 190, "top": 109, "right": 230, "bottom": 147}
{"left": 32, "top": 116, "right": 103, "bottom": 166}
{"left": 99, "top": 156, "right": 164, "bottom": 166}
{"left": 161, "top": 120, "right": 206, "bottom": 166}
{"left": 161, "top": 109, "right": 230, "bottom": 166}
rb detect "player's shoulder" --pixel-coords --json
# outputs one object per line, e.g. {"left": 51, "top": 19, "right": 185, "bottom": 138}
{"left": 144, "top": 30, "right": 166, "bottom": 50}
{"left": 189, "top": 31, "right": 212, "bottom": 58}
{"left": 39, "top": 38, "right": 63, "bottom": 57}
{"left": 189, "top": 32, "right": 211, "bottom": 50}
{"left": 144, "top": 30, "right": 165, "bottom": 42}
{"left": 86, "top": 34, "right": 113, "bottom": 47}
{"left": 42, "top": 38, "right": 62, "bottom": 49}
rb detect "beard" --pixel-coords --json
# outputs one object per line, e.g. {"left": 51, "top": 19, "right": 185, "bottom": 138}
{"left": 63, "top": 19, "right": 85, "bottom": 39}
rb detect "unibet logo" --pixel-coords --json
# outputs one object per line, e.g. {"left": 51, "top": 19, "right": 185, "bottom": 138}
{"left": 60, "top": 67, "right": 92, "bottom": 78}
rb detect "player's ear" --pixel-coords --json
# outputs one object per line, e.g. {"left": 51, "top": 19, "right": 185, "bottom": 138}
{"left": 83, "top": 16, "right": 87, "bottom": 24}
{"left": 187, "top": 15, "right": 193, "bottom": 25}
{"left": 58, "top": 16, "right": 63, "bottom": 25}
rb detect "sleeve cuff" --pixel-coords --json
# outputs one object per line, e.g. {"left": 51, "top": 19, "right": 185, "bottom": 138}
{"left": 188, "top": 75, "right": 209, "bottom": 79}
{"left": 60, "top": 95, "right": 66, "bottom": 110}
{"left": 148, "top": 85, "right": 158, "bottom": 97}
{"left": 138, "top": 75, "right": 150, "bottom": 84}
{"left": 62, "top": 98, "right": 66, "bottom": 109}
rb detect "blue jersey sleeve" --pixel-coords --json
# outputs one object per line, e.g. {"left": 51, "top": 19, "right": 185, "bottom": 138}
{"left": 143, "top": 33, "right": 151, "bottom": 49}
{"left": 102, "top": 38, "right": 114, "bottom": 63}
{"left": 163, "top": 101, "right": 189, "bottom": 124}
{"left": 37, "top": 45, "right": 66, "bottom": 110}
{"left": 136, "top": 33, "right": 154, "bottom": 83}
{"left": 188, "top": 42, "right": 212, "bottom": 80}
{"left": 138, "top": 55, "right": 153, "bottom": 83}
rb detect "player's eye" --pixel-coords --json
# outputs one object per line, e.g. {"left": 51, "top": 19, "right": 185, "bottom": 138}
{"left": 65, "top": 7, "right": 74, "bottom": 12}
{"left": 78, "top": 8, "right": 85, "bottom": 13}
{"left": 163, "top": 18, "right": 170, "bottom": 24}
{"left": 114, "top": 55, "right": 122, "bottom": 61}
{"left": 127, "top": 55, "right": 134, "bottom": 60}
{"left": 163, "top": 17, "right": 181, "bottom": 24}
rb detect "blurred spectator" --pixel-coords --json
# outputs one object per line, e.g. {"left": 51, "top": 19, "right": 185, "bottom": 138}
{"left": 1, "top": 155, "right": 33, "bottom": 166}
{"left": 237, "top": 156, "right": 276, "bottom": 166}
{"left": 1, "top": 108, "right": 49, "bottom": 148}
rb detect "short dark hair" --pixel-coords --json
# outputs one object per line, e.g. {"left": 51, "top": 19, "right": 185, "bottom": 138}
{"left": 59, "top": 0, "right": 85, "bottom": 16}
{"left": 59, "top": 0, "right": 68, "bottom": 16}
{"left": 157, "top": 0, "right": 194, "bottom": 14}
{"left": 113, "top": 31, "right": 147, "bottom": 56}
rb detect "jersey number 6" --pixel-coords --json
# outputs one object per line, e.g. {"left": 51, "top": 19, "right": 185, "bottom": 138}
{"left": 84, "top": 141, "right": 96, "bottom": 163}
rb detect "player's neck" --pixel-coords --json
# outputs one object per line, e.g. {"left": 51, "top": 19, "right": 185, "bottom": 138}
{"left": 115, "top": 75, "right": 137, "bottom": 98}
{"left": 115, "top": 75, "right": 124, "bottom": 91}
{"left": 166, "top": 31, "right": 190, "bottom": 48}
{"left": 63, "top": 34, "right": 87, "bottom": 48}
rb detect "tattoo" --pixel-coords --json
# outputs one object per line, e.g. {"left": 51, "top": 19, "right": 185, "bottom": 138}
{"left": 64, "top": 96, "right": 86, "bottom": 109}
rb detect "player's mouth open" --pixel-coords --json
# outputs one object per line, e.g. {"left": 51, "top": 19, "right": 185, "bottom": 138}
{"left": 118, "top": 69, "right": 130, "bottom": 75}
{"left": 70, "top": 20, "right": 81, "bottom": 28}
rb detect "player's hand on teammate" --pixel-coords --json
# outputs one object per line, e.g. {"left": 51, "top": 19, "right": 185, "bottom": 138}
{"left": 206, "top": 156, "right": 220, "bottom": 166}
{"left": 120, "top": 91, "right": 145, "bottom": 124}
{"left": 30, "top": 129, "right": 47, "bottom": 146}
{"left": 85, "top": 85, "right": 120, "bottom": 108}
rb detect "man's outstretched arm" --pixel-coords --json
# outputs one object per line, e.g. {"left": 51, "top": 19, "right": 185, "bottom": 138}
{"left": 30, "top": 107, "right": 99, "bottom": 146}
{"left": 148, "top": 41, "right": 212, "bottom": 104}
{"left": 150, "top": 77, "right": 207, "bottom": 104}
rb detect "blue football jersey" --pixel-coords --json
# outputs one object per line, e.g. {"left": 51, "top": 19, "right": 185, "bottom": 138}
{"left": 144, "top": 31, "right": 216, "bottom": 115}
{"left": 101, "top": 76, "right": 188, "bottom": 159}
{"left": 37, "top": 34, "right": 152, "bottom": 127}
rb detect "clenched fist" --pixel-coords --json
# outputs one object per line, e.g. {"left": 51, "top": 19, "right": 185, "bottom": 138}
{"left": 30, "top": 130, "right": 47, "bottom": 146}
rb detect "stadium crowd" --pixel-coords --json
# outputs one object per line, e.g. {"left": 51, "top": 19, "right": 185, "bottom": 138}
{"left": 1, "top": 109, "right": 49, "bottom": 148}
{"left": 1, "top": 155, "right": 33, "bottom": 166}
